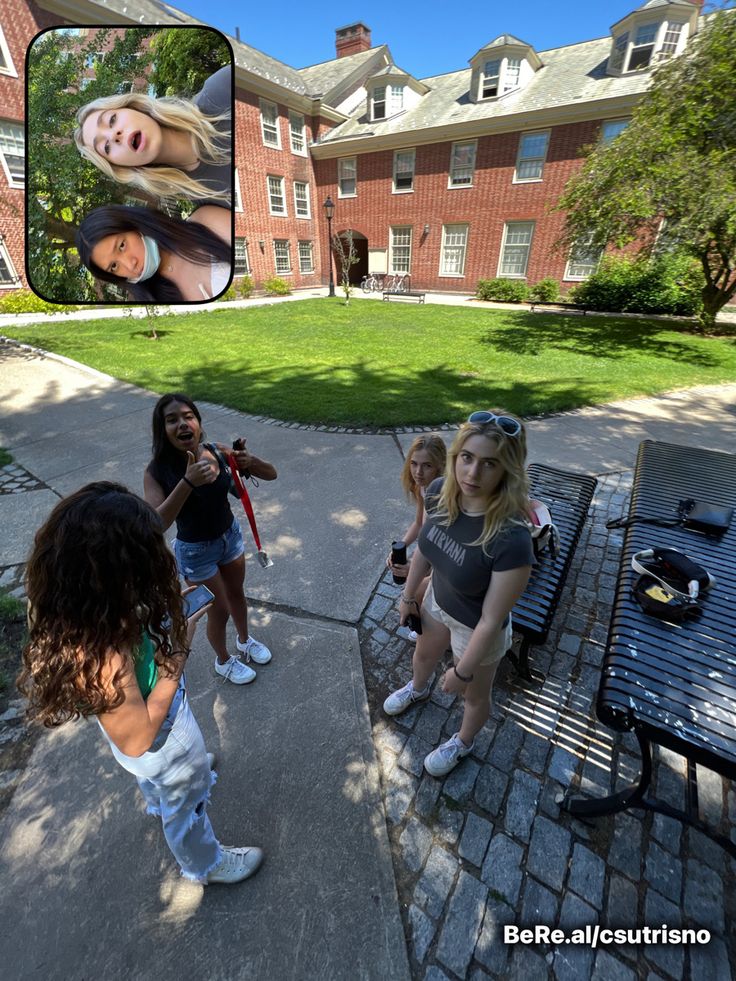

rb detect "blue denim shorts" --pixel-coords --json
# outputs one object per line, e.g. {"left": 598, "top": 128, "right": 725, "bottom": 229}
{"left": 174, "top": 518, "right": 245, "bottom": 582}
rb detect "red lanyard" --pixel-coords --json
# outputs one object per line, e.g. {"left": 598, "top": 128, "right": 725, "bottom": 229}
{"left": 226, "top": 453, "right": 264, "bottom": 551}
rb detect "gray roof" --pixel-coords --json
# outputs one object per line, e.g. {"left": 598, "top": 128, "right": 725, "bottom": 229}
{"left": 298, "top": 46, "right": 391, "bottom": 98}
{"left": 316, "top": 33, "right": 664, "bottom": 146}
{"left": 480, "top": 34, "right": 532, "bottom": 50}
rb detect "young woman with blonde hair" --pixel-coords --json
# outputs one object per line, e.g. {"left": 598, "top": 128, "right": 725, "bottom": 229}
{"left": 74, "top": 65, "right": 231, "bottom": 205}
{"left": 384, "top": 411, "right": 534, "bottom": 776}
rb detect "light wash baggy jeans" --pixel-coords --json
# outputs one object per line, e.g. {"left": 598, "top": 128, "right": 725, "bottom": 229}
{"left": 100, "top": 679, "right": 222, "bottom": 881}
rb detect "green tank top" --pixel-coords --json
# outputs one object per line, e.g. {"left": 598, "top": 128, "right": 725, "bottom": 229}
{"left": 134, "top": 633, "right": 158, "bottom": 700}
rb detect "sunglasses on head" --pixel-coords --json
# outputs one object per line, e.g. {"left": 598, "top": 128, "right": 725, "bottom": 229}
{"left": 467, "top": 411, "right": 522, "bottom": 437}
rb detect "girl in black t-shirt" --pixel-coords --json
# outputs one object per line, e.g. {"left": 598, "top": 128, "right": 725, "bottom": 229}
{"left": 144, "top": 393, "right": 277, "bottom": 685}
{"left": 383, "top": 412, "right": 534, "bottom": 777}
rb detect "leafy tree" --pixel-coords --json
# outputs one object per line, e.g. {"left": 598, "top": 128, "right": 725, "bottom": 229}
{"left": 332, "top": 231, "right": 360, "bottom": 304}
{"left": 149, "top": 28, "right": 231, "bottom": 98}
{"left": 27, "top": 28, "right": 157, "bottom": 302}
{"left": 557, "top": 9, "right": 736, "bottom": 331}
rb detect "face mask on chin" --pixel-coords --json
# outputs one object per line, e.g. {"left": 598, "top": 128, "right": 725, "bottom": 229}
{"left": 129, "top": 234, "right": 161, "bottom": 283}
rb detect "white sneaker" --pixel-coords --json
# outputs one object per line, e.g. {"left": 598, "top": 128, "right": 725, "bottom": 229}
{"left": 206, "top": 846, "right": 263, "bottom": 885}
{"left": 383, "top": 680, "right": 431, "bottom": 716}
{"left": 236, "top": 635, "right": 272, "bottom": 665}
{"left": 424, "top": 733, "right": 474, "bottom": 777}
{"left": 215, "top": 655, "right": 256, "bottom": 684}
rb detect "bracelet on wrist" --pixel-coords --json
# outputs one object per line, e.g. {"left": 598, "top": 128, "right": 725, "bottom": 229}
{"left": 453, "top": 664, "right": 474, "bottom": 683}
{"left": 172, "top": 648, "right": 191, "bottom": 661}
{"left": 182, "top": 476, "right": 195, "bottom": 490}
{"left": 400, "top": 594, "right": 418, "bottom": 605}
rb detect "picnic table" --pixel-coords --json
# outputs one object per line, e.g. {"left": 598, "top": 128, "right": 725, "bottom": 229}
{"left": 562, "top": 440, "right": 736, "bottom": 856}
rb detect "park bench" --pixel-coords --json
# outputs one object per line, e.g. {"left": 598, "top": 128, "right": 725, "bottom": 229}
{"left": 529, "top": 301, "right": 587, "bottom": 315}
{"left": 382, "top": 290, "right": 426, "bottom": 303}
{"left": 507, "top": 463, "right": 598, "bottom": 683}
{"left": 562, "top": 440, "right": 736, "bottom": 856}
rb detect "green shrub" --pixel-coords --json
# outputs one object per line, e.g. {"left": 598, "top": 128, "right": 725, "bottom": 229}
{"left": 237, "top": 275, "right": 254, "bottom": 299}
{"left": 263, "top": 277, "right": 292, "bottom": 296}
{"left": 0, "top": 289, "right": 80, "bottom": 315}
{"left": 529, "top": 278, "right": 560, "bottom": 303}
{"left": 217, "top": 285, "right": 237, "bottom": 302}
{"left": 570, "top": 254, "right": 703, "bottom": 316}
{"left": 476, "top": 278, "right": 530, "bottom": 303}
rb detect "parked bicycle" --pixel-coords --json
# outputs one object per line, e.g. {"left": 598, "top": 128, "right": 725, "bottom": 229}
{"left": 361, "top": 273, "right": 385, "bottom": 293}
{"left": 383, "top": 274, "right": 409, "bottom": 292}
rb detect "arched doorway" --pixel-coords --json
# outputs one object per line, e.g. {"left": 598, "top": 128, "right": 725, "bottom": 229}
{"left": 335, "top": 229, "right": 368, "bottom": 285}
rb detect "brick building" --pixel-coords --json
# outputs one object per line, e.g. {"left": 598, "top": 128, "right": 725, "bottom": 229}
{"left": 2, "top": 0, "right": 705, "bottom": 297}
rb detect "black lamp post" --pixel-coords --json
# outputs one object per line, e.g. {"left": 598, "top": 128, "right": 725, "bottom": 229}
{"left": 323, "top": 195, "right": 335, "bottom": 297}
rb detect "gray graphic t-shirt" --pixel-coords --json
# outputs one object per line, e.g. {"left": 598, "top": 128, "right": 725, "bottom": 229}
{"left": 418, "top": 478, "right": 534, "bottom": 629}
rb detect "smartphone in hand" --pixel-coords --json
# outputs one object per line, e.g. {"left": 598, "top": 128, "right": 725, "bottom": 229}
{"left": 183, "top": 584, "right": 215, "bottom": 619}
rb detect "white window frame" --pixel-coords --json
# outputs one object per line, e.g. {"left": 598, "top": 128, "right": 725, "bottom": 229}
{"left": 389, "top": 84, "right": 404, "bottom": 114}
{"left": 504, "top": 58, "right": 522, "bottom": 93}
{"left": 289, "top": 111, "right": 306, "bottom": 155}
{"left": 627, "top": 22, "right": 659, "bottom": 72}
{"left": 513, "top": 131, "right": 550, "bottom": 183}
{"left": 439, "top": 224, "right": 469, "bottom": 278}
{"left": 0, "top": 121, "right": 24, "bottom": 188}
{"left": 393, "top": 149, "right": 415, "bottom": 193}
{"left": 298, "top": 240, "right": 314, "bottom": 274}
{"left": 338, "top": 157, "right": 357, "bottom": 198}
{"left": 480, "top": 59, "right": 501, "bottom": 99}
{"left": 0, "top": 238, "right": 20, "bottom": 288}
{"left": 564, "top": 241, "right": 602, "bottom": 281}
{"left": 260, "top": 99, "right": 281, "bottom": 149}
{"left": 267, "top": 175, "right": 287, "bottom": 216}
{"left": 389, "top": 226, "right": 412, "bottom": 275}
{"left": 293, "top": 181, "right": 311, "bottom": 219}
{"left": 659, "top": 21, "right": 686, "bottom": 60}
{"left": 601, "top": 119, "right": 629, "bottom": 144}
{"left": 609, "top": 31, "right": 629, "bottom": 72}
{"left": 234, "top": 168, "right": 243, "bottom": 211}
{"left": 273, "top": 239, "right": 291, "bottom": 275}
{"left": 0, "top": 26, "right": 18, "bottom": 77}
{"left": 448, "top": 140, "right": 477, "bottom": 188}
{"left": 372, "top": 86, "right": 386, "bottom": 120}
{"left": 497, "top": 221, "right": 535, "bottom": 278}
{"left": 234, "top": 238, "right": 250, "bottom": 276}
{"left": 84, "top": 51, "right": 105, "bottom": 68}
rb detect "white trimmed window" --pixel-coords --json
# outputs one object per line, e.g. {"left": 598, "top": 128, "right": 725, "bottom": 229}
{"left": 440, "top": 224, "right": 468, "bottom": 277}
{"left": 0, "top": 26, "right": 17, "bottom": 77}
{"left": 289, "top": 112, "right": 306, "bottom": 155}
{"left": 393, "top": 149, "right": 415, "bottom": 193}
{"left": 389, "top": 84, "right": 405, "bottom": 114}
{"left": 294, "top": 181, "right": 310, "bottom": 218}
{"left": 628, "top": 23, "right": 658, "bottom": 71}
{"left": 260, "top": 99, "right": 280, "bottom": 149}
{"left": 449, "top": 141, "right": 477, "bottom": 188}
{"left": 298, "top": 241, "right": 314, "bottom": 274}
{"left": 565, "top": 241, "right": 602, "bottom": 281}
{"left": 234, "top": 168, "right": 243, "bottom": 211}
{"left": 498, "top": 222, "right": 534, "bottom": 278}
{"left": 609, "top": 32, "right": 629, "bottom": 72}
{"left": 338, "top": 157, "right": 356, "bottom": 197}
{"left": 84, "top": 51, "right": 105, "bottom": 68}
{"left": 234, "top": 238, "right": 250, "bottom": 276}
{"left": 372, "top": 86, "right": 386, "bottom": 120}
{"left": 267, "top": 175, "right": 286, "bottom": 215}
{"left": 0, "top": 122, "right": 24, "bottom": 187}
{"left": 660, "top": 21, "right": 685, "bottom": 59}
{"left": 0, "top": 238, "right": 19, "bottom": 287}
{"left": 273, "top": 239, "right": 291, "bottom": 274}
{"left": 504, "top": 58, "right": 521, "bottom": 93}
{"left": 389, "top": 226, "right": 412, "bottom": 274}
{"left": 601, "top": 119, "right": 629, "bottom": 144}
{"left": 514, "top": 131, "right": 549, "bottom": 182}
{"left": 481, "top": 59, "right": 500, "bottom": 99}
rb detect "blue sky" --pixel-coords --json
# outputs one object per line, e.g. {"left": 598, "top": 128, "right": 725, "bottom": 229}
{"left": 172, "top": 0, "right": 643, "bottom": 78}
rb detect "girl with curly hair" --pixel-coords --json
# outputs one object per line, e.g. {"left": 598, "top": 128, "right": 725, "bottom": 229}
{"left": 74, "top": 65, "right": 231, "bottom": 205}
{"left": 383, "top": 412, "right": 534, "bottom": 777}
{"left": 18, "top": 482, "right": 262, "bottom": 885}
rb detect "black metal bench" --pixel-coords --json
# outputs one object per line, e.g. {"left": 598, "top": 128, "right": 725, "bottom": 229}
{"left": 562, "top": 440, "right": 736, "bottom": 856}
{"left": 507, "top": 463, "right": 598, "bottom": 683}
{"left": 382, "top": 290, "right": 425, "bottom": 303}
{"left": 529, "top": 301, "right": 587, "bottom": 315}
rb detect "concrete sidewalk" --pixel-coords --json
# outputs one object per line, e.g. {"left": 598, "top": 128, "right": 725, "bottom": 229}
{"left": 1, "top": 337, "right": 735, "bottom": 980}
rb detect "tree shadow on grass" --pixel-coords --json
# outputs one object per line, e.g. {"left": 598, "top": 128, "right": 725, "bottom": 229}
{"left": 161, "top": 358, "right": 606, "bottom": 428}
{"left": 480, "top": 311, "right": 722, "bottom": 368}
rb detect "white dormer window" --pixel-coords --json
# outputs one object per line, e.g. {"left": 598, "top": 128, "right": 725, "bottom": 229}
{"left": 628, "top": 22, "right": 658, "bottom": 71}
{"left": 660, "top": 21, "right": 685, "bottom": 59}
{"left": 610, "top": 32, "right": 629, "bottom": 72}
{"left": 372, "top": 86, "right": 386, "bottom": 120}
{"left": 390, "top": 85, "right": 404, "bottom": 113}
{"left": 481, "top": 60, "right": 500, "bottom": 99}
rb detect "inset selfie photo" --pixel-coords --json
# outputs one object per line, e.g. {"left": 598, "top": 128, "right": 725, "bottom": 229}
{"left": 26, "top": 25, "right": 233, "bottom": 303}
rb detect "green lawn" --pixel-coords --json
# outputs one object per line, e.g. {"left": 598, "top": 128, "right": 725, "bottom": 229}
{"left": 4, "top": 300, "right": 735, "bottom": 427}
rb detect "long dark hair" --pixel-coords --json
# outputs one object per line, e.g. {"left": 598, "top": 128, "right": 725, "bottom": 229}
{"left": 18, "top": 482, "right": 187, "bottom": 726}
{"left": 150, "top": 392, "right": 202, "bottom": 470}
{"left": 76, "top": 204, "right": 231, "bottom": 302}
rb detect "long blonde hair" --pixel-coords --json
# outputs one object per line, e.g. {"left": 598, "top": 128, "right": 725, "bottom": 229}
{"left": 435, "top": 415, "right": 529, "bottom": 550}
{"left": 400, "top": 434, "right": 447, "bottom": 501}
{"left": 74, "top": 91, "right": 231, "bottom": 202}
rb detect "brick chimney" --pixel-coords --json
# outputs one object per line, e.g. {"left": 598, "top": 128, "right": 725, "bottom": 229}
{"left": 335, "top": 23, "right": 372, "bottom": 58}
